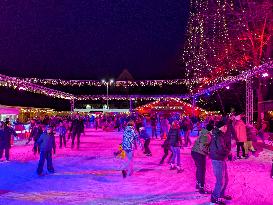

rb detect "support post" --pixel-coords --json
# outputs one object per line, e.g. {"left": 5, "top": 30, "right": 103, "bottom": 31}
{"left": 246, "top": 78, "right": 254, "bottom": 125}
{"left": 70, "top": 98, "right": 75, "bottom": 112}
{"left": 192, "top": 97, "right": 196, "bottom": 117}
{"left": 129, "top": 98, "right": 133, "bottom": 112}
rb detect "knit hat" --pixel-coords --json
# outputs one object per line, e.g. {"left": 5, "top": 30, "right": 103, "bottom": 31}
{"left": 216, "top": 120, "right": 226, "bottom": 129}
{"left": 206, "top": 124, "right": 214, "bottom": 131}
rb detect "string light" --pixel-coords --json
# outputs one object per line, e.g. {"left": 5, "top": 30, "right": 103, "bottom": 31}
{"left": 18, "top": 78, "right": 203, "bottom": 87}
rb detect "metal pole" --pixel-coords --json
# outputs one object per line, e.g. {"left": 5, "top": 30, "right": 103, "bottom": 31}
{"left": 106, "top": 82, "right": 109, "bottom": 109}
{"left": 192, "top": 97, "right": 195, "bottom": 117}
{"left": 246, "top": 78, "right": 253, "bottom": 125}
{"left": 129, "top": 98, "right": 133, "bottom": 112}
{"left": 70, "top": 98, "right": 75, "bottom": 112}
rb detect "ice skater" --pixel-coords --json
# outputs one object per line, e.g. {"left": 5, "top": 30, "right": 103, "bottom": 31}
{"left": 58, "top": 121, "right": 67, "bottom": 148}
{"left": 121, "top": 121, "right": 143, "bottom": 178}
{"left": 234, "top": 115, "right": 247, "bottom": 159}
{"left": 139, "top": 127, "right": 151, "bottom": 156}
{"left": 159, "top": 138, "right": 172, "bottom": 165}
{"left": 167, "top": 120, "right": 183, "bottom": 173}
{"left": 209, "top": 120, "right": 232, "bottom": 205}
{"left": 271, "top": 159, "right": 273, "bottom": 179}
{"left": 191, "top": 122, "right": 213, "bottom": 194}
{"left": 70, "top": 114, "right": 83, "bottom": 149}
{"left": 0, "top": 122, "right": 17, "bottom": 162}
{"left": 34, "top": 126, "right": 56, "bottom": 176}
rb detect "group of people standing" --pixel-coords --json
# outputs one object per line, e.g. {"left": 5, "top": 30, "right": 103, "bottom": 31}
{"left": 119, "top": 113, "right": 272, "bottom": 205}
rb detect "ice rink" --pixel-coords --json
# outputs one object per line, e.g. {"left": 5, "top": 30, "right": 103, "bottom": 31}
{"left": 0, "top": 129, "right": 272, "bottom": 205}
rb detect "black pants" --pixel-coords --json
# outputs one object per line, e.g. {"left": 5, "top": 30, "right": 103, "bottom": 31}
{"left": 236, "top": 142, "right": 245, "bottom": 157}
{"left": 37, "top": 151, "right": 54, "bottom": 174}
{"left": 160, "top": 147, "right": 173, "bottom": 164}
{"left": 271, "top": 161, "right": 273, "bottom": 177}
{"left": 59, "top": 134, "right": 66, "bottom": 148}
{"left": 71, "top": 132, "right": 81, "bottom": 148}
{"left": 144, "top": 139, "right": 151, "bottom": 154}
{"left": 0, "top": 148, "right": 10, "bottom": 160}
{"left": 152, "top": 126, "right": 157, "bottom": 138}
{"left": 191, "top": 151, "right": 206, "bottom": 187}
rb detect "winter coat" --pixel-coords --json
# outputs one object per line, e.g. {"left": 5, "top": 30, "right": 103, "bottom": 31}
{"left": 246, "top": 124, "right": 257, "bottom": 142}
{"left": 0, "top": 129, "right": 5, "bottom": 149}
{"left": 234, "top": 120, "right": 247, "bottom": 142}
{"left": 30, "top": 126, "right": 43, "bottom": 141}
{"left": 209, "top": 128, "right": 230, "bottom": 161}
{"left": 192, "top": 128, "right": 211, "bottom": 155}
{"left": 182, "top": 119, "right": 193, "bottom": 131}
{"left": 167, "top": 128, "right": 182, "bottom": 147}
{"left": 36, "top": 133, "right": 56, "bottom": 153}
{"left": 224, "top": 119, "right": 235, "bottom": 151}
{"left": 0, "top": 127, "right": 17, "bottom": 149}
{"left": 70, "top": 119, "right": 83, "bottom": 134}
{"left": 122, "top": 126, "right": 141, "bottom": 152}
{"left": 139, "top": 129, "right": 150, "bottom": 140}
{"left": 58, "top": 126, "right": 67, "bottom": 136}
{"left": 161, "top": 139, "right": 170, "bottom": 150}
{"left": 161, "top": 119, "right": 169, "bottom": 133}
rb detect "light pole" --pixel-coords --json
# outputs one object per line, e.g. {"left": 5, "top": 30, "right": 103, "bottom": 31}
{"left": 102, "top": 79, "right": 114, "bottom": 109}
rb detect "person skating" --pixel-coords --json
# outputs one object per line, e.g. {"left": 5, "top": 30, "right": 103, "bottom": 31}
{"left": 182, "top": 117, "right": 193, "bottom": 147}
{"left": 26, "top": 121, "right": 43, "bottom": 145}
{"left": 191, "top": 122, "right": 213, "bottom": 194}
{"left": 167, "top": 120, "right": 183, "bottom": 173}
{"left": 271, "top": 159, "right": 273, "bottom": 179}
{"left": 245, "top": 123, "right": 257, "bottom": 158}
{"left": 34, "top": 126, "right": 56, "bottom": 176}
{"left": 209, "top": 120, "right": 232, "bottom": 205}
{"left": 139, "top": 127, "right": 152, "bottom": 156}
{"left": 234, "top": 115, "right": 247, "bottom": 159}
{"left": 159, "top": 138, "right": 173, "bottom": 165}
{"left": 70, "top": 115, "right": 82, "bottom": 149}
{"left": 121, "top": 121, "right": 143, "bottom": 178}
{"left": 0, "top": 122, "right": 17, "bottom": 162}
{"left": 58, "top": 121, "right": 67, "bottom": 148}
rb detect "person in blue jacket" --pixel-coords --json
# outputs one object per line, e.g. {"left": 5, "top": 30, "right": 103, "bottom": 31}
{"left": 34, "top": 126, "right": 56, "bottom": 176}
{"left": 58, "top": 121, "right": 67, "bottom": 148}
{"left": 121, "top": 121, "right": 142, "bottom": 178}
{"left": 139, "top": 127, "right": 151, "bottom": 156}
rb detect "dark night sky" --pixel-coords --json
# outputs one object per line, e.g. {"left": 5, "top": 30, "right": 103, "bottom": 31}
{"left": 0, "top": 0, "right": 189, "bottom": 80}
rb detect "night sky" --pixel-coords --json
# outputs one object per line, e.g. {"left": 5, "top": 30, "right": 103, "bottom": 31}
{"left": 0, "top": 0, "right": 189, "bottom": 80}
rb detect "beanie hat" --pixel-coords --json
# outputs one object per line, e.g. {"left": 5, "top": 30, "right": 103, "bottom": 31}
{"left": 216, "top": 120, "right": 226, "bottom": 129}
{"left": 206, "top": 124, "right": 214, "bottom": 131}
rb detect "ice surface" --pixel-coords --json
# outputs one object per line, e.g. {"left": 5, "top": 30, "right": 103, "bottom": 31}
{"left": 0, "top": 129, "right": 272, "bottom": 205}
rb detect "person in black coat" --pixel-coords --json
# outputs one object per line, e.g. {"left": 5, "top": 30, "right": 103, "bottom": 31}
{"left": 209, "top": 120, "right": 232, "bottom": 204}
{"left": 0, "top": 122, "right": 17, "bottom": 161}
{"left": 167, "top": 120, "right": 183, "bottom": 173}
{"left": 26, "top": 121, "right": 43, "bottom": 145}
{"left": 70, "top": 115, "right": 83, "bottom": 149}
{"left": 34, "top": 126, "right": 56, "bottom": 176}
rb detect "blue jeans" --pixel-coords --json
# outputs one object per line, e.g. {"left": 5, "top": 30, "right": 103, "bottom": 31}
{"left": 212, "top": 160, "right": 228, "bottom": 199}
{"left": 170, "top": 146, "right": 180, "bottom": 166}
{"left": 123, "top": 151, "right": 134, "bottom": 176}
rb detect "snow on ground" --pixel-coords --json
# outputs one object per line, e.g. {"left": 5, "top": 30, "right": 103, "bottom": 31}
{"left": 0, "top": 129, "right": 273, "bottom": 205}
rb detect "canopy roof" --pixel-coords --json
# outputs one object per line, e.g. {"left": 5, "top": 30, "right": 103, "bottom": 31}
{"left": 135, "top": 98, "right": 216, "bottom": 116}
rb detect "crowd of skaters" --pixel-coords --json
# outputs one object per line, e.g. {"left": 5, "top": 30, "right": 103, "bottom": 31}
{"left": 120, "top": 113, "right": 273, "bottom": 205}
{"left": 1, "top": 112, "right": 273, "bottom": 204}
